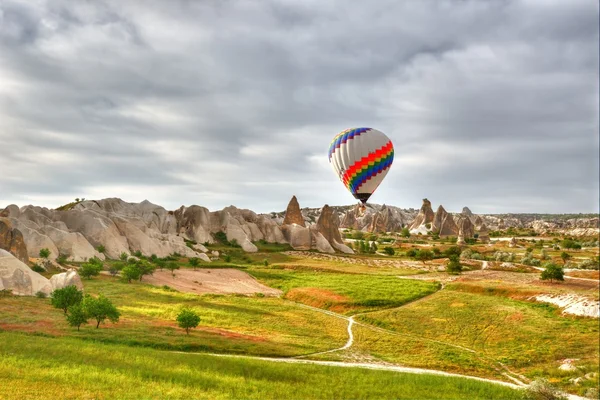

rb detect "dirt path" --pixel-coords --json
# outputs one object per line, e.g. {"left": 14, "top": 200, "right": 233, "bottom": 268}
{"left": 144, "top": 269, "right": 282, "bottom": 296}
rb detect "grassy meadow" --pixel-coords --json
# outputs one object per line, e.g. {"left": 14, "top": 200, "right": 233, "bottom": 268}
{"left": 0, "top": 332, "right": 524, "bottom": 400}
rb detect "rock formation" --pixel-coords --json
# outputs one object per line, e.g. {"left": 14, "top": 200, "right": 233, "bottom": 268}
{"left": 409, "top": 199, "right": 435, "bottom": 233}
{"left": 509, "top": 237, "right": 517, "bottom": 248}
{"left": 473, "top": 215, "right": 484, "bottom": 229}
{"left": 49, "top": 270, "right": 84, "bottom": 291}
{"left": 282, "top": 196, "right": 305, "bottom": 227}
{"left": 431, "top": 205, "right": 459, "bottom": 237}
{"left": 478, "top": 223, "right": 490, "bottom": 243}
{"left": 315, "top": 205, "right": 353, "bottom": 254}
{"left": 0, "top": 249, "right": 52, "bottom": 296}
{"left": 461, "top": 207, "right": 474, "bottom": 221}
{"left": 0, "top": 218, "right": 29, "bottom": 264}
{"left": 457, "top": 217, "right": 475, "bottom": 239}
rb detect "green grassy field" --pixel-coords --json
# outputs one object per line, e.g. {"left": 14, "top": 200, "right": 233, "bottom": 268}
{"left": 355, "top": 282, "right": 600, "bottom": 396}
{"left": 0, "top": 276, "right": 347, "bottom": 356}
{"left": 0, "top": 332, "right": 523, "bottom": 400}
{"left": 247, "top": 267, "right": 440, "bottom": 314}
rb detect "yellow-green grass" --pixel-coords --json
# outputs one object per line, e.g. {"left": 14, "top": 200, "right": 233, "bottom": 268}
{"left": 273, "top": 257, "right": 426, "bottom": 275}
{"left": 247, "top": 268, "right": 440, "bottom": 314}
{"left": 0, "top": 275, "right": 347, "bottom": 357}
{"left": 356, "top": 284, "right": 599, "bottom": 396}
{"left": 0, "top": 331, "right": 523, "bottom": 400}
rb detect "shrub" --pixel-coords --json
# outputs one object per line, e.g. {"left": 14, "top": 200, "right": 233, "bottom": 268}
{"left": 540, "top": 249, "right": 549, "bottom": 260}
{"left": 383, "top": 247, "right": 395, "bottom": 256}
{"left": 97, "top": 245, "right": 106, "bottom": 254}
{"left": 229, "top": 239, "right": 240, "bottom": 248}
{"left": 35, "top": 291, "right": 47, "bottom": 298}
{"left": 400, "top": 227, "right": 410, "bottom": 238}
{"left": 263, "top": 259, "right": 269, "bottom": 266}
{"left": 405, "top": 249, "right": 417, "bottom": 257}
{"left": 83, "top": 294, "right": 120, "bottom": 329}
{"left": 31, "top": 264, "right": 45, "bottom": 273}
{"left": 415, "top": 250, "right": 434, "bottom": 261}
{"left": 444, "top": 246, "right": 462, "bottom": 257}
{"left": 39, "top": 248, "right": 50, "bottom": 259}
{"left": 561, "top": 239, "right": 581, "bottom": 250}
{"left": 540, "top": 263, "right": 564, "bottom": 283}
{"left": 51, "top": 285, "right": 83, "bottom": 314}
{"left": 189, "top": 257, "right": 199, "bottom": 270}
{"left": 176, "top": 308, "right": 200, "bottom": 335}
{"left": 460, "top": 249, "right": 473, "bottom": 260}
{"left": 137, "top": 261, "right": 156, "bottom": 281}
{"left": 79, "top": 261, "right": 103, "bottom": 279}
{"left": 579, "top": 258, "right": 600, "bottom": 270}
{"left": 56, "top": 254, "right": 68, "bottom": 264}
{"left": 108, "top": 262, "right": 124, "bottom": 276}
{"left": 470, "top": 252, "right": 483, "bottom": 260}
{"left": 560, "top": 252, "right": 571, "bottom": 264}
{"left": 522, "top": 378, "right": 567, "bottom": 400}
{"left": 134, "top": 250, "right": 143, "bottom": 258}
{"left": 119, "top": 252, "right": 129, "bottom": 261}
{"left": 224, "top": 255, "right": 232, "bottom": 263}
{"left": 446, "top": 255, "right": 462, "bottom": 275}
{"left": 213, "top": 231, "right": 229, "bottom": 245}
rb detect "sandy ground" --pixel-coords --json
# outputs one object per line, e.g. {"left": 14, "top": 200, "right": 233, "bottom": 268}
{"left": 144, "top": 269, "right": 282, "bottom": 296}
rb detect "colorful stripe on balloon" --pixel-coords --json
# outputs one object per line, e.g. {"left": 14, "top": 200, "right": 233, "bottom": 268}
{"left": 328, "top": 127, "right": 372, "bottom": 160}
{"left": 342, "top": 141, "right": 394, "bottom": 194}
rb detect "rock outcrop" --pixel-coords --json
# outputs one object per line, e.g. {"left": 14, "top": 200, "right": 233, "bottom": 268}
{"left": 0, "top": 218, "right": 29, "bottom": 263}
{"left": 282, "top": 196, "right": 305, "bottom": 227}
{"left": 0, "top": 249, "right": 52, "bottom": 296}
{"left": 478, "top": 224, "right": 490, "bottom": 243}
{"left": 315, "top": 205, "right": 353, "bottom": 254}
{"left": 473, "top": 215, "right": 484, "bottom": 229}
{"left": 49, "top": 270, "right": 84, "bottom": 291}
{"left": 457, "top": 217, "right": 475, "bottom": 239}
{"left": 431, "top": 206, "right": 459, "bottom": 237}
{"left": 409, "top": 199, "right": 435, "bottom": 233}
{"left": 461, "top": 207, "right": 474, "bottom": 221}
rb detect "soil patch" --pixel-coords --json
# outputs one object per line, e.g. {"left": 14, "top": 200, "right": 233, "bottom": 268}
{"left": 144, "top": 269, "right": 281, "bottom": 296}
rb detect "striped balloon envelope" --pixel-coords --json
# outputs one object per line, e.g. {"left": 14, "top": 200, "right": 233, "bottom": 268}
{"left": 328, "top": 127, "right": 394, "bottom": 205}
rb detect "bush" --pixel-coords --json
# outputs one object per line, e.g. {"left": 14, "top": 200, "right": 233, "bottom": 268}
{"left": 229, "top": 239, "right": 240, "bottom": 248}
{"left": 446, "top": 255, "right": 462, "bottom": 275}
{"left": 56, "top": 254, "right": 68, "bottom": 264}
{"left": 579, "top": 258, "right": 600, "bottom": 270}
{"left": 405, "top": 249, "right": 417, "bottom": 257}
{"left": 134, "top": 250, "right": 143, "bottom": 258}
{"left": 213, "top": 231, "right": 229, "bottom": 245}
{"left": 120, "top": 252, "right": 129, "bottom": 261}
{"left": 35, "top": 291, "right": 47, "bottom": 298}
{"left": 108, "top": 262, "right": 124, "bottom": 276}
{"left": 540, "top": 263, "right": 564, "bottom": 283}
{"left": 561, "top": 239, "right": 581, "bottom": 250}
{"left": 415, "top": 250, "right": 434, "bottom": 261}
{"left": 176, "top": 308, "right": 200, "bottom": 335}
{"left": 31, "top": 264, "right": 45, "bottom": 273}
{"left": 470, "top": 253, "right": 483, "bottom": 260}
{"left": 443, "top": 246, "right": 462, "bottom": 258}
{"left": 400, "top": 227, "right": 410, "bottom": 238}
{"left": 51, "top": 285, "right": 83, "bottom": 314}
{"left": 263, "top": 259, "right": 269, "bottom": 266}
{"left": 224, "top": 255, "right": 232, "bottom": 263}
{"left": 121, "top": 265, "right": 141, "bottom": 283}
{"left": 383, "top": 247, "right": 395, "bottom": 256}
{"left": 167, "top": 262, "right": 180, "bottom": 277}
{"left": 39, "top": 248, "right": 50, "bottom": 259}
{"left": 540, "top": 249, "right": 549, "bottom": 260}
{"left": 97, "top": 245, "right": 106, "bottom": 254}
{"left": 522, "top": 378, "right": 567, "bottom": 400}
{"left": 460, "top": 249, "right": 473, "bottom": 260}
{"left": 189, "top": 257, "right": 199, "bottom": 270}
{"left": 79, "top": 261, "right": 103, "bottom": 279}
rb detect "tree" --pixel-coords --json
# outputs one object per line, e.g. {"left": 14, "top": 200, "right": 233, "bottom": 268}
{"left": 119, "top": 252, "right": 129, "bottom": 261}
{"left": 79, "top": 261, "right": 103, "bottom": 279}
{"left": 51, "top": 285, "right": 83, "bottom": 314}
{"left": 189, "top": 257, "right": 199, "bottom": 270}
{"left": 176, "top": 308, "right": 200, "bottom": 335}
{"left": 560, "top": 252, "right": 571, "bottom": 264}
{"left": 137, "top": 260, "right": 156, "bottom": 281}
{"left": 443, "top": 246, "right": 462, "bottom": 258}
{"left": 415, "top": 250, "right": 434, "bottom": 262}
{"left": 400, "top": 227, "right": 410, "bottom": 238}
{"left": 167, "top": 262, "right": 180, "bottom": 278}
{"left": 97, "top": 244, "right": 106, "bottom": 254}
{"left": 446, "top": 255, "right": 463, "bottom": 275}
{"left": 83, "top": 294, "right": 120, "bottom": 329}
{"left": 383, "top": 247, "right": 395, "bottom": 256}
{"left": 108, "top": 262, "right": 124, "bottom": 277}
{"left": 121, "top": 265, "right": 141, "bottom": 283}
{"left": 540, "top": 263, "right": 564, "bottom": 283}
{"left": 66, "top": 304, "right": 88, "bottom": 331}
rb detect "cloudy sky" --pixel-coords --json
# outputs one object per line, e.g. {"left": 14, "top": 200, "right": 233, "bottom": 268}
{"left": 0, "top": 0, "right": 598, "bottom": 214}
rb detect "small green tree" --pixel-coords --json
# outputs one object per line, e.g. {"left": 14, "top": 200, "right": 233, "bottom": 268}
{"left": 189, "top": 257, "right": 199, "bottom": 270}
{"left": 167, "top": 262, "right": 180, "bottom": 278}
{"left": 137, "top": 260, "right": 156, "bottom": 282}
{"left": 446, "top": 255, "right": 463, "bottom": 275}
{"left": 383, "top": 247, "right": 395, "bottom": 256}
{"left": 108, "top": 262, "right": 124, "bottom": 277}
{"left": 400, "top": 227, "right": 410, "bottom": 238}
{"left": 176, "top": 308, "right": 200, "bottom": 335}
{"left": 540, "top": 263, "right": 564, "bottom": 284}
{"left": 66, "top": 304, "right": 88, "bottom": 331}
{"left": 51, "top": 285, "right": 83, "bottom": 314}
{"left": 560, "top": 252, "right": 571, "bottom": 264}
{"left": 121, "top": 265, "right": 141, "bottom": 283}
{"left": 97, "top": 244, "right": 106, "bottom": 254}
{"left": 119, "top": 252, "right": 129, "bottom": 261}
{"left": 79, "top": 261, "right": 103, "bottom": 279}
{"left": 83, "top": 294, "right": 120, "bottom": 329}
{"left": 416, "top": 250, "right": 434, "bottom": 262}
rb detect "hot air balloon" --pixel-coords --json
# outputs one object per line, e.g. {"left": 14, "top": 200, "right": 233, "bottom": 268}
{"left": 328, "top": 127, "right": 394, "bottom": 206}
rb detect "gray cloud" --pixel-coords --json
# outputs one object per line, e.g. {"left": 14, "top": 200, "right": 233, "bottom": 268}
{"left": 0, "top": 0, "right": 598, "bottom": 213}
